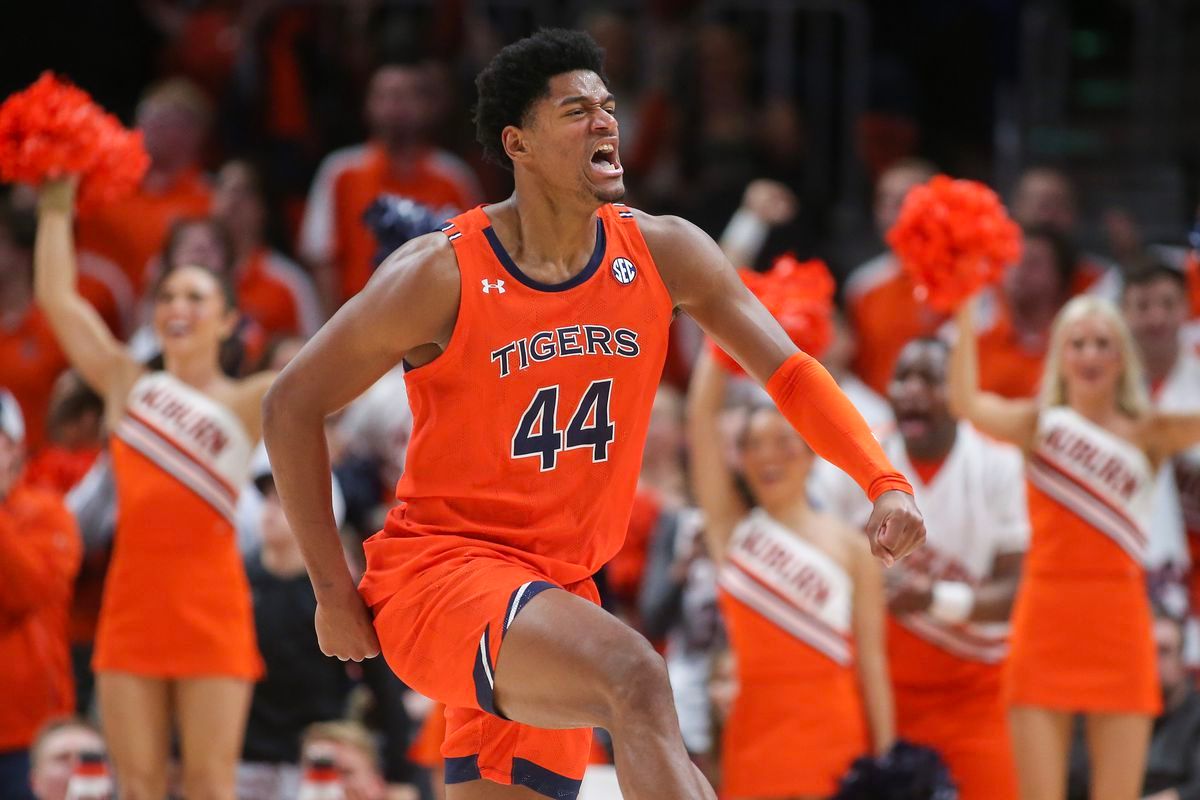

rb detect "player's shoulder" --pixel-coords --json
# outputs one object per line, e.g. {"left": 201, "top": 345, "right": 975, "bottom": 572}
{"left": 629, "top": 209, "right": 708, "bottom": 249}
{"left": 628, "top": 210, "right": 725, "bottom": 285}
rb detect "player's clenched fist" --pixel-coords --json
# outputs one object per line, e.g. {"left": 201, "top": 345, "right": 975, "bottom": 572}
{"left": 865, "top": 489, "right": 926, "bottom": 567}
{"left": 315, "top": 592, "right": 381, "bottom": 662}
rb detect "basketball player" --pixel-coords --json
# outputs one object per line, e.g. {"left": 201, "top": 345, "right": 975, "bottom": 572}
{"left": 263, "top": 30, "right": 924, "bottom": 800}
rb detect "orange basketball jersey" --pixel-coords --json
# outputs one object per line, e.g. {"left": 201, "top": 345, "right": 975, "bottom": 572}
{"left": 359, "top": 203, "right": 674, "bottom": 598}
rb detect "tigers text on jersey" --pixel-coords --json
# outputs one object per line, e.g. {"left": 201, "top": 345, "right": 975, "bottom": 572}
{"left": 369, "top": 204, "right": 673, "bottom": 587}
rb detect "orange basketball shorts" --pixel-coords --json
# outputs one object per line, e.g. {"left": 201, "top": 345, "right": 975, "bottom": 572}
{"left": 363, "top": 539, "right": 598, "bottom": 798}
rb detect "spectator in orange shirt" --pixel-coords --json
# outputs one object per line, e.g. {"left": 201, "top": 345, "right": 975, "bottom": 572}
{"left": 0, "top": 391, "right": 82, "bottom": 800}
{"left": 21, "top": 372, "right": 108, "bottom": 716}
{"left": 1011, "top": 166, "right": 1120, "bottom": 298}
{"left": 0, "top": 198, "right": 68, "bottom": 456}
{"left": 213, "top": 160, "right": 323, "bottom": 339}
{"left": 975, "top": 225, "right": 1076, "bottom": 399}
{"left": 76, "top": 78, "right": 213, "bottom": 296}
{"left": 844, "top": 158, "right": 942, "bottom": 394}
{"left": 298, "top": 62, "right": 483, "bottom": 308}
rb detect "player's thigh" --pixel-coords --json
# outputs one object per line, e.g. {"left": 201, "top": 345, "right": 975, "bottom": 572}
{"left": 492, "top": 587, "right": 669, "bottom": 731}
{"left": 1084, "top": 712, "right": 1152, "bottom": 800}
{"left": 174, "top": 677, "right": 253, "bottom": 788}
{"left": 96, "top": 671, "right": 173, "bottom": 797}
{"left": 1008, "top": 705, "right": 1073, "bottom": 800}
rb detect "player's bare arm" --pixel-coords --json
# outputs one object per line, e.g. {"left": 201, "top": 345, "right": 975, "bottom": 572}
{"left": 262, "top": 232, "right": 459, "bottom": 661}
{"left": 641, "top": 211, "right": 926, "bottom": 564}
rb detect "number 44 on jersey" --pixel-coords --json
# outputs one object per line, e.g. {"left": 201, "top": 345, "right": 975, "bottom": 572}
{"left": 511, "top": 380, "right": 615, "bottom": 471}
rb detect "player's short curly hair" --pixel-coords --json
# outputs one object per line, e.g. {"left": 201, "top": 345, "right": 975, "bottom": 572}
{"left": 474, "top": 28, "right": 608, "bottom": 169}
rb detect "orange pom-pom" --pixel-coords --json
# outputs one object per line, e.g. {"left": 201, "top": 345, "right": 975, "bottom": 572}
{"left": 710, "top": 254, "right": 836, "bottom": 375}
{"left": 76, "top": 120, "right": 150, "bottom": 212}
{"left": 886, "top": 175, "right": 1022, "bottom": 313}
{"left": 0, "top": 72, "right": 148, "bottom": 210}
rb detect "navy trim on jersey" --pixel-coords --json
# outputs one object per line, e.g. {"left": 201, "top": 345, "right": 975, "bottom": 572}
{"left": 444, "top": 755, "right": 482, "bottom": 784}
{"left": 472, "top": 581, "right": 558, "bottom": 720}
{"left": 443, "top": 756, "right": 582, "bottom": 799}
{"left": 513, "top": 758, "right": 583, "bottom": 799}
{"left": 483, "top": 219, "right": 606, "bottom": 293}
{"left": 502, "top": 581, "right": 556, "bottom": 636}
{"left": 473, "top": 624, "right": 500, "bottom": 717}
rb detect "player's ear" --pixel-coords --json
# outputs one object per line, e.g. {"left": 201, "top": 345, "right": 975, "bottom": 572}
{"left": 502, "top": 125, "right": 531, "bottom": 164}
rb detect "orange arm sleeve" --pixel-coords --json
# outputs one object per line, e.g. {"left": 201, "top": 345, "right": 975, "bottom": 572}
{"left": 766, "top": 352, "right": 913, "bottom": 501}
{"left": 0, "top": 495, "right": 81, "bottom": 626}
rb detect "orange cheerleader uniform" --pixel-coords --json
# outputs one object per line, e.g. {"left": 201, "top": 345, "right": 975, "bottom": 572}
{"left": 93, "top": 372, "right": 262, "bottom": 679}
{"left": 718, "top": 510, "right": 868, "bottom": 799}
{"left": 1007, "top": 406, "right": 1158, "bottom": 714}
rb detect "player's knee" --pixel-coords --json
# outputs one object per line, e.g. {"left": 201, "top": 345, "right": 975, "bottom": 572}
{"left": 602, "top": 635, "right": 672, "bottom": 720}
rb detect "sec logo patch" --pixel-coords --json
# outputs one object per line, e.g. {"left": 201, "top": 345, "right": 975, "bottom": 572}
{"left": 611, "top": 257, "right": 637, "bottom": 285}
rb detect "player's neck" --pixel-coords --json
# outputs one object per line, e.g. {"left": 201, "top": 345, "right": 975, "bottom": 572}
{"left": 489, "top": 189, "right": 602, "bottom": 278}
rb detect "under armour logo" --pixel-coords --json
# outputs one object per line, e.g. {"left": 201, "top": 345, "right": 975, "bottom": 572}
{"left": 481, "top": 279, "right": 506, "bottom": 294}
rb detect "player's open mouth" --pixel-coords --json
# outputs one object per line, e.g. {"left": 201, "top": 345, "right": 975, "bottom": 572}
{"left": 589, "top": 142, "right": 623, "bottom": 177}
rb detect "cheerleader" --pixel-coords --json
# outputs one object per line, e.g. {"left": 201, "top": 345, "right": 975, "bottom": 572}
{"left": 35, "top": 178, "right": 273, "bottom": 800}
{"left": 688, "top": 349, "right": 894, "bottom": 799}
{"left": 950, "top": 295, "right": 1200, "bottom": 800}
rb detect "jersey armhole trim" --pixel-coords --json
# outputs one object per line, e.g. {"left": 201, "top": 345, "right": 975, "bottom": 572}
{"left": 398, "top": 242, "right": 472, "bottom": 383}
{"left": 613, "top": 207, "right": 678, "bottom": 317}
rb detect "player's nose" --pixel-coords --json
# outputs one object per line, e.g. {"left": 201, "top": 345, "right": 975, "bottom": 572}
{"left": 591, "top": 108, "right": 618, "bottom": 132}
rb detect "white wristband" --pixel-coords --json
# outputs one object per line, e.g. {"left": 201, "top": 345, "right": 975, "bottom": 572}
{"left": 929, "top": 581, "right": 974, "bottom": 624}
{"left": 720, "top": 209, "right": 770, "bottom": 264}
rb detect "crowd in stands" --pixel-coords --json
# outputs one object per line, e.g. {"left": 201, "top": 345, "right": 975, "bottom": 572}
{"left": 4, "top": 4, "right": 1200, "bottom": 800}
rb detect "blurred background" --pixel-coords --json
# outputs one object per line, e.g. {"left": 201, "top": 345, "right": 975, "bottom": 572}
{"left": 3, "top": 0, "right": 1198, "bottom": 274}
